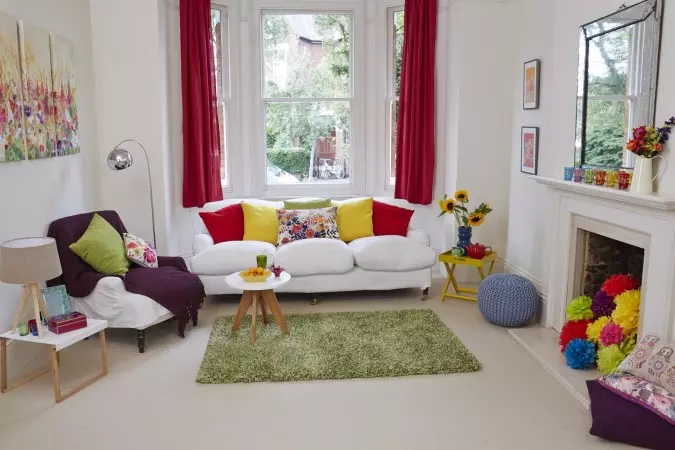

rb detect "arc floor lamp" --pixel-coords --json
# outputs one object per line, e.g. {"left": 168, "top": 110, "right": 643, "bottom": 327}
{"left": 106, "top": 139, "right": 157, "bottom": 248}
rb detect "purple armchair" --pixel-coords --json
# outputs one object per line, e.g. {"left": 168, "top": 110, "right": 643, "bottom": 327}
{"left": 48, "top": 211, "right": 205, "bottom": 353}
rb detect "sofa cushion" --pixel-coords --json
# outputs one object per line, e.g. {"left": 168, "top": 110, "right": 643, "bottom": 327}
{"left": 349, "top": 236, "right": 435, "bottom": 271}
{"left": 283, "top": 198, "right": 331, "bottom": 210}
{"left": 242, "top": 202, "right": 278, "bottom": 245}
{"left": 123, "top": 233, "right": 158, "bottom": 268}
{"left": 190, "top": 241, "right": 275, "bottom": 275}
{"left": 619, "top": 334, "right": 675, "bottom": 395}
{"left": 274, "top": 239, "right": 353, "bottom": 276}
{"left": 69, "top": 213, "right": 130, "bottom": 276}
{"left": 336, "top": 197, "right": 374, "bottom": 242}
{"left": 372, "top": 200, "right": 414, "bottom": 236}
{"left": 199, "top": 203, "right": 244, "bottom": 244}
{"left": 277, "top": 207, "right": 340, "bottom": 246}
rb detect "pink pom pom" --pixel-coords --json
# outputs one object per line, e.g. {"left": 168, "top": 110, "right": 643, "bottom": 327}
{"left": 599, "top": 322, "right": 623, "bottom": 347}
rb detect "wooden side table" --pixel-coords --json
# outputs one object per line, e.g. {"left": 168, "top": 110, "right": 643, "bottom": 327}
{"left": 439, "top": 250, "right": 498, "bottom": 302}
{"left": 225, "top": 272, "right": 291, "bottom": 344}
{"left": 1, "top": 319, "right": 108, "bottom": 403}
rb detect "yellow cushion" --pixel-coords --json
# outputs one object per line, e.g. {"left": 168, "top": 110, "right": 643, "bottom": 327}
{"left": 336, "top": 198, "right": 374, "bottom": 242}
{"left": 242, "top": 202, "right": 278, "bottom": 245}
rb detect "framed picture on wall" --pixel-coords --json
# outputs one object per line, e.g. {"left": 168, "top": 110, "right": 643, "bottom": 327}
{"left": 523, "top": 59, "right": 540, "bottom": 109}
{"left": 521, "top": 127, "right": 539, "bottom": 175}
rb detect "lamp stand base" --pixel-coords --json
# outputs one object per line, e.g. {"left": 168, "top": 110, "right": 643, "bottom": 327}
{"left": 10, "top": 283, "right": 49, "bottom": 337}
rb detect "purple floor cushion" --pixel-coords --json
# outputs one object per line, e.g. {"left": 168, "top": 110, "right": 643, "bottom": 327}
{"left": 587, "top": 380, "right": 675, "bottom": 450}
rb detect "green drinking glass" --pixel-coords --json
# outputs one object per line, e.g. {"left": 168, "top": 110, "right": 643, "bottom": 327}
{"left": 256, "top": 255, "right": 268, "bottom": 269}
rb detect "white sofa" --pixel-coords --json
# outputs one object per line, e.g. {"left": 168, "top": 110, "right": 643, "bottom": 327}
{"left": 191, "top": 198, "right": 436, "bottom": 299}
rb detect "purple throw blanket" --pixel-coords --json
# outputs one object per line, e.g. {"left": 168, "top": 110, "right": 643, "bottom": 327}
{"left": 47, "top": 211, "right": 204, "bottom": 337}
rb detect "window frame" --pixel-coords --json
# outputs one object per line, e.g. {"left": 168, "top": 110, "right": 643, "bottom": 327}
{"left": 251, "top": 0, "right": 365, "bottom": 198}
{"left": 211, "top": 3, "right": 232, "bottom": 189}
{"left": 385, "top": 6, "right": 403, "bottom": 188}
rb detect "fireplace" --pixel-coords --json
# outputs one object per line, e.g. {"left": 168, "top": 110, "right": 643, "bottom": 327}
{"left": 565, "top": 230, "right": 645, "bottom": 328}
{"left": 535, "top": 178, "right": 675, "bottom": 341}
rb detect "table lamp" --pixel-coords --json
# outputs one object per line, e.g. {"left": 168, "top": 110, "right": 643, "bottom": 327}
{"left": 0, "top": 237, "right": 63, "bottom": 337}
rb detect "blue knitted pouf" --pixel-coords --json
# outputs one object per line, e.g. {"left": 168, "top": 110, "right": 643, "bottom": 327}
{"left": 477, "top": 274, "right": 537, "bottom": 327}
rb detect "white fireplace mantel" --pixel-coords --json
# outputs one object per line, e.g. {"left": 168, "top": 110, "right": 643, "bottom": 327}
{"left": 532, "top": 175, "right": 675, "bottom": 342}
{"left": 531, "top": 176, "right": 675, "bottom": 211}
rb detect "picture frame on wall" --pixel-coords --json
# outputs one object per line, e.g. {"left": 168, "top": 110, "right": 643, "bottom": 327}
{"left": 521, "top": 126, "right": 539, "bottom": 175}
{"left": 523, "top": 59, "right": 540, "bottom": 110}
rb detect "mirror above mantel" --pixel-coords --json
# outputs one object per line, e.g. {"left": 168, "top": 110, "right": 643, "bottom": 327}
{"left": 574, "top": 0, "right": 664, "bottom": 170}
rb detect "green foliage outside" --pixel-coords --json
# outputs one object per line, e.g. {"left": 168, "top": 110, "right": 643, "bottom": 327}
{"left": 267, "top": 148, "right": 311, "bottom": 179}
{"left": 581, "top": 27, "right": 630, "bottom": 168}
{"left": 263, "top": 14, "right": 351, "bottom": 178}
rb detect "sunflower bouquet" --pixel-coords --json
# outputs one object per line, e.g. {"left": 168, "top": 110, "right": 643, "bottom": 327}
{"left": 438, "top": 190, "right": 493, "bottom": 227}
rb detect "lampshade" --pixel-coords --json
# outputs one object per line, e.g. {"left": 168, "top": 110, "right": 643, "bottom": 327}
{"left": 0, "top": 237, "right": 63, "bottom": 284}
{"left": 107, "top": 147, "right": 134, "bottom": 170}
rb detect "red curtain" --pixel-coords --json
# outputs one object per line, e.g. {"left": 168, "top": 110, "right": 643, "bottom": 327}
{"left": 180, "top": 0, "right": 223, "bottom": 208}
{"left": 395, "top": 0, "right": 437, "bottom": 205}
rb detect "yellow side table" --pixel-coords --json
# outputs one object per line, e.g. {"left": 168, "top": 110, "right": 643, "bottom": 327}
{"left": 439, "top": 250, "right": 498, "bottom": 302}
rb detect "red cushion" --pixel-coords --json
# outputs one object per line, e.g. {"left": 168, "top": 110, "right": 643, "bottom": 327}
{"left": 199, "top": 204, "right": 244, "bottom": 244}
{"left": 372, "top": 201, "right": 414, "bottom": 236}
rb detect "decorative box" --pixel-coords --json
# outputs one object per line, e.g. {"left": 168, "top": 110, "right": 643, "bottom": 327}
{"left": 48, "top": 312, "right": 87, "bottom": 334}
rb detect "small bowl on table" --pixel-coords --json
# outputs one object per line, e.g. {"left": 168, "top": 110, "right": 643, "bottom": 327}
{"left": 239, "top": 269, "right": 272, "bottom": 283}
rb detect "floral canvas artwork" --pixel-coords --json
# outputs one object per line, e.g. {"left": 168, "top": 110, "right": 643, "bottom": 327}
{"left": 520, "top": 127, "right": 538, "bottom": 175}
{"left": 523, "top": 59, "right": 540, "bottom": 109}
{"left": 0, "top": 13, "right": 25, "bottom": 163}
{"left": 50, "top": 33, "right": 79, "bottom": 156}
{"left": 18, "top": 21, "right": 54, "bottom": 160}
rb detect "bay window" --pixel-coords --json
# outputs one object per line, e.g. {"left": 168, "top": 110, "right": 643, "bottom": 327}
{"left": 211, "top": 4, "right": 231, "bottom": 187}
{"left": 386, "top": 7, "right": 403, "bottom": 186}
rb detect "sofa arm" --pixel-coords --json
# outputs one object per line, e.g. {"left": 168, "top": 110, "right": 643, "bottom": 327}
{"left": 193, "top": 233, "right": 215, "bottom": 255}
{"left": 158, "top": 256, "right": 188, "bottom": 272}
{"left": 407, "top": 229, "right": 430, "bottom": 247}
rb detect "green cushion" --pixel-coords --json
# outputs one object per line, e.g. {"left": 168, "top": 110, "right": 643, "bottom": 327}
{"left": 283, "top": 198, "right": 331, "bottom": 210}
{"left": 69, "top": 214, "right": 130, "bottom": 276}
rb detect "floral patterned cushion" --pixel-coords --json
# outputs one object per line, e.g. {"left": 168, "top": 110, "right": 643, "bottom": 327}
{"left": 123, "top": 233, "right": 158, "bottom": 268}
{"left": 619, "top": 334, "right": 675, "bottom": 395}
{"left": 277, "top": 207, "right": 339, "bottom": 246}
{"left": 599, "top": 374, "right": 675, "bottom": 425}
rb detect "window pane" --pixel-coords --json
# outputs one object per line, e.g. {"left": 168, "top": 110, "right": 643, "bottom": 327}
{"left": 262, "top": 13, "right": 350, "bottom": 98}
{"left": 584, "top": 99, "right": 628, "bottom": 167}
{"left": 389, "top": 100, "right": 398, "bottom": 184}
{"left": 587, "top": 26, "right": 632, "bottom": 96}
{"left": 265, "top": 101, "right": 350, "bottom": 184}
{"left": 217, "top": 99, "right": 228, "bottom": 184}
{"left": 393, "top": 10, "right": 404, "bottom": 97}
{"left": 211, "top": 8, "right": 223, "bottom": 98}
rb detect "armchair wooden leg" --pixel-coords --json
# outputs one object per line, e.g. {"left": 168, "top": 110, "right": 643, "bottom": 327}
{"left": 310, "top": 294, "right": 319, "bottom": 305}
{"left": 137, "top": 329, "right": 146, "bottom": 354}
{"left": 421, "top": 288, "right": 429, "bottom": 301}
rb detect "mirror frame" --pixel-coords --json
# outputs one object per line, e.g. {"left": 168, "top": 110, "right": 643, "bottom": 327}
{"left": 576, "top": 0, "right": 664, "bottom": 169}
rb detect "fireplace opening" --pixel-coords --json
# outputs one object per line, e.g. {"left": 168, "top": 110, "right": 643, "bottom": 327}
{"left": 576, "top": 231, "right": 644, "bottom": 298}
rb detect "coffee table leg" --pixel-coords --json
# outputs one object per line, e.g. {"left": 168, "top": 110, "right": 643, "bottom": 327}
{"left": 232, "top": 291, "right": 252, "bottom": 332}
{"left": 1, "top": 338, "right": 7, "bottom": 393}
{"left": 259, "top": 294, "right": 269, "bottom": 325}
{"left": 250, "top": 293, "right": 258, "bottom": 344}
{"left": 100, "top": 331, "right": 108, "bottom": 375}
{"left": 263, "top": 290, "right": 289, "bottom": 335}
{"left": 50, "top": 347, "right": 61, "bottom": 403}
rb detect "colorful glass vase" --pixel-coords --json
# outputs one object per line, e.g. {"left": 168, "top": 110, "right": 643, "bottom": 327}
{"left": 573, "top": 168, "right": 585, "bottom": 183}
{"left": 584, "top": 169, "right": 595, "bottom": 184}
{"left": 457, "top": 226, "right": 472, "bottom": 249}
{"left": 564, "top": 167, "right": 574, "bottom": 181}
{"left": 606, "top": 170, "right": 618, "bottom": 188}
{"left": 594, "top": 169, "right": 607, "bottom": 186}
{"left": 617, "top": 171, "right": 631, "bottom": 190}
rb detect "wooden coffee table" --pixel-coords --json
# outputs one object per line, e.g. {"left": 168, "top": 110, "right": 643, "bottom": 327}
{"left": 225, "top": 272, "right": 291, "bottom": 344}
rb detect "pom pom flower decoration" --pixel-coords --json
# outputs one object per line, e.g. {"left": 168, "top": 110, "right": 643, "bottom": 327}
{"left": 599, "top": 321, "right": 623, "bottom": 347}
{"left": 601, "top": 274, "right": 639, "bottom": 297}
{"left": 591, "top": 290, "right": 616, "bottom": 317}
{"left": 565, "top": 339, "right": 597, "bottom": 370}
{"left": 612, "top": 289, "right": 641, "bottom": 336}
{"left": 559, "top": 273, "right": 641, "bottom": 372}
{"left": 437, "top": 190, "right": 492, "bottom": 228}
{"left": 566, "top": 296, "right": 593, "bottom": 321}
{"left": 586, "top": 317, "right": 611, "bottom": 344}
{"left": 559, "top": 319, "right": 591, "bottom": 352}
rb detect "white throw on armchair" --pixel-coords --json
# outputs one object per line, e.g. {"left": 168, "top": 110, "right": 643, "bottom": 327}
{"left": 190, "top": 198, "right": 436, "bottom": 300}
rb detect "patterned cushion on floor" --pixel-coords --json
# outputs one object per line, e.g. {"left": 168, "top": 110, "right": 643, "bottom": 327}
{"left": 477, "top": 274, "right": 537, "bottom": 327}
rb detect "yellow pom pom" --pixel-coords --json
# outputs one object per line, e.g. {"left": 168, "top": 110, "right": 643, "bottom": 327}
{"left": 612, "top": 289, "right": 641, "bottom": 336}
{"left": 586, "top": 316, "right": 611, "bottom": 344}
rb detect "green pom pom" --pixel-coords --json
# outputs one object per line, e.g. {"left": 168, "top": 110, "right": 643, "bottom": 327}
{"left": 597, "top": 344, "right": 628, "bottom": 375}
{"left": 566, "top": 296, "right": 593, "bottom": 321}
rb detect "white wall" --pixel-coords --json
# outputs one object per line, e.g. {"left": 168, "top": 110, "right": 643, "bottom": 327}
{"left": 505, "top": 0, "right": 675, "bottom": 307}
{"left": 0, "top": 0, "right": 98, "bottom": 370}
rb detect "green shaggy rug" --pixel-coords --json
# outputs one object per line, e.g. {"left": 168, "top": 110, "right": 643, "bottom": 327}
{"left": 196, "top": 309, "right": 481, "bottom": 383}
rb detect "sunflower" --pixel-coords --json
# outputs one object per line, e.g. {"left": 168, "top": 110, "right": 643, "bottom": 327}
{"left": 468, "top": 213, "right": 485, "bottom": 226}
{"left": 454, "top": 190, "right": 469, "bottom": 202}
{"left": 441, "top": 198, "right": 456, "bottom": 214}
